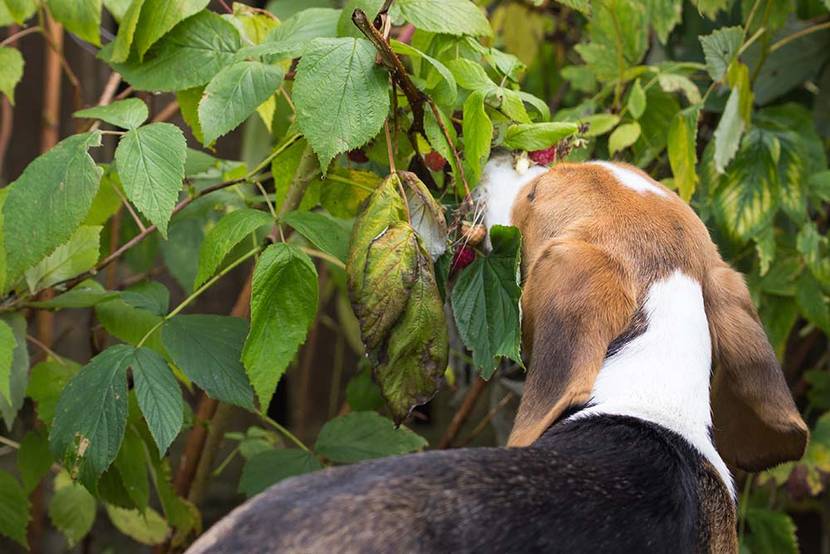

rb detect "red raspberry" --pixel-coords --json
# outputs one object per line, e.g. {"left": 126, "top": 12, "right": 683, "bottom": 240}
{"left": 347, "top": 149, "right": 369, "bottom": 163}
{"left": 451, "top": 245, "right": 476, "bottom": 274}
{"left": 528, "top": 146, "right": 556, "bottom": 166}
{"left": 424, "top": 150, "right": 447, "bottom": 171}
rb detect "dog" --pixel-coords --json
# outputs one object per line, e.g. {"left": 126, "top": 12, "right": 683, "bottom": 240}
{"left": 187, "top": 157, "right": 807, "bottom": 553}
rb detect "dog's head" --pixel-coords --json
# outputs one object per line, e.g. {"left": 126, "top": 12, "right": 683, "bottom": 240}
{"left": 486, "top": 159, "right": 807, "bottom": 472}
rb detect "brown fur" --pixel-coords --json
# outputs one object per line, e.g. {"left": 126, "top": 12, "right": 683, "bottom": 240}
{"left": 507, "top": 162, "right": 807, "bottom": 471}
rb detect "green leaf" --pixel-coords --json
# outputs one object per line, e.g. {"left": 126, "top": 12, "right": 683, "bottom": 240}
{"left": 448, "top": 58, "right": 496, "bottom": 93}
{"left": 463, "top": 90, "right": 493, "bottom": 186}
{"left": 109, "top": 0, "right": 145, "bottom": 62}
{"left": 49, "top": 477, "right": 96, "bottom": 547}
{"left": 580, "top": 113, "right": 620, "bottom": 136}
{"left": 162, "top": 315, "right": 255, "bottom": 410}
{"left": 0, "top": 47, "right": 24, "bottom": 105}
{"left": 32, "top": 280, "right": 117, "bottom": 310}
{"left": 338, "top": 0, "right": 383, "bottom": 38}
{"left": 17, "top": 430, "right": 53, "bottom": 494}
{"left": 47, "top": 0, "right": 102, "bottom": 45}
{"left": 609, "top": 122, "right": 641, "bottom": 155}
{"left": 194, "top": 208, "right": 272, "bottom": 288}
{"left": 282, "top": 210, "right": 351, "bottom": 263}
{"left": 393, "top": 0, "right": 491, "bottom": 37}
{"left": 391, "top": 40, "right": 457, "bottom": 107}
{"left": 0, "top": 319, "right": 13, "bottom": 404}
{"left": 645, "top": 0, "right": 681, "bottom": 43}
{"left": 96, "top": 294, "right": 166, "bottom": 354}
{"left": 131, "top": 0, "right": 210, "bottom": 60}
{"left": 667, "top": 105, "right": 700, "bottom": 202}
{"left": 27, "top": 359, "right": 80, "bottom": 425}
{"left": 713, "top": 84, "right": 746, "bottom": 173}
{"left": 401, "top": 172, "right": 449, "bottom": 260}
{"left": 120, "top": 281, "right": 170, "bottom": 316}
{"left": 111, "top": 425, "right": 149, "bottom": 510}
{"left": 3, "top": 131, "right": 102, "bottom": 285}
{"left": 628, "top": 79, "right": 646, "bottom": 119}
{"left": 315, "top": 411, "right": 427, "bottom": 463}
{"left": 104, "top": 11, "right": 243, "bottom": 92}
{"left": 0, "top": 470, "right": 29, "bottom": 548}
{"left": 451, "top": 225, "right": 522, "bottom": 378}
{"left": 797, "top": 222, "right": 830, "bottom": 285}
{"left": 176, "top": 87, "right": 206, "bottom": 144}
{"left": 796, "top": 272, "right": 830, "bottom": 334}
{"left": 755, "top": 226, "right": 775, "bottom": 276}
{"left": 49, "top": 345, "right": 132, "bottom": 488}
{"left": 252, "top": 7, "right": 340, "bottom": 60}
{"left": 105, "top": 504, "right": 169, "bottom": 546}
{"left": 346, "top": 367, "right": 384, "bottom": 411}
{"left": 199, "top": 61, "right": 284, "bottom": 145}
{"left": 294, "top": 37, "right": 390, "bottom": 170}
{"left": 104, "top": 0, "right": 131, "bottom": 21}
{"left": 75, "top": 98, "right": 149, "bottom": 130}
{"left": 503, "top": 122, "right": 579, "bottom": 151}
{"left": 115, "top": 122, "right": 187, "bottom": 238}
{"left": 131, "top": 347, "right": 182, "bottom": 455}
{"left": 238, "top": 449, "right": 322, "bottom": 497}
{"left": 744, "top": 508, "right": 798, "bottom": 554}
{"left": 657, "top": 73, "right": 702, "bottom": 105}
{"left": 694, "top": 0, "right": 730, "bottom": 18}
{"left": 700, "top": 26, "right": 744, "bottom": 82}
{"left": 555, "top": 0, "right": 590, "bottom": 13}
{"left": 711, "top": 129, "right": 779, "bottom": 242}
{"left": 0, "top": 314, "right": 29, "bottom": 428}
{"left": 24, "top": 225, "right": 102, "bottom": 293}
{"left": 242, "top": 244, "right": 318, "bottom": 411}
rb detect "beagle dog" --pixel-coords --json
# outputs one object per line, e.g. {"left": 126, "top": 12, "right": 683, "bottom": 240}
{"left": 187, "top": 157, "right": 807, "bottom": 554}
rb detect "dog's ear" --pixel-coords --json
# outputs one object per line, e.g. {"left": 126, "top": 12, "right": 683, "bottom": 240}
{"left": 508, "top": 239, "right": 636, "bottom": 446}
{"left": 706, "top": 264, "right": 808, "bottom": 471}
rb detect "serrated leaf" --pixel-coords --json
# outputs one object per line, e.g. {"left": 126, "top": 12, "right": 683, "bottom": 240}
{"left": 315, "top": 411, "right": 427, "bottom": 463}
{"left": 242, "top": 244, "right": 318, "bottom": 411}
{"left": 3, "top": 0, "right": 36, "bottom": 23}
{"left": 47, "top": 0, "right": 102, "bottom": 45}
{"left": 75, "top": 98, "right": 149, "bottom": 130}
{"left": 667, "top": 105, "right": 700, "bottom": 201}
{"left": 120, "top": 281, "right": 169, "bottom": 316}
{"left": 0, "top": 470, "right": 29, "bottom": 547}
{"left": 338, "top": 0, "right": 383, "bottom": 38}
{"left": 451, "top": 225, "right": 522, "bottom": 378}
{"left": 104, "top": 11, "right": 243, "bottom": 92}
{"left": 17, "top": 429, "right": 53, "bottom": 494}
{"left": 580, "top": 113, "right": 619, "bottom": 136}
{"left": 110, "top": 0, "right": 145, "bottom": 62}
{"left": 176, "top": 87, "right": 206, "bottom": 145}
{"left": 106, "top": 504, "right": 169, "bottom": 545}
{"left": 712, "top": 128, "right": 779, "bottom": 242}
{"left": 113, "top": 426, "right": 149, "bottom": 510}
{"left": 713, "top": 85, "right": 745, "bottom": 173}
{"left": 504, "top": 122, "right": 579, "bottom": 151}
{"left": 745, "top": 508, "right": 799, "bottom": 554}
{"left": 95, "top": 293, "right": 166, "bottom": 354}
{"left": 609, "top": 122, "right": 641, "bottom": 155}
{"left": 49, "top": 345, "right": 132, "bottom": 488}
{"left": 391, "top": 39, "right": 457, "bottom": 107}
{"left": 49, "top": 478, "right": 96, "bottom": 547}
{"left": 238, "top": 449, "right": 322, "bottom": 497}
{"left": 645, "top": 0, "right": 681, "bottom": 43}
{"left": 0, "top": 314, "right": 28, "bottom": 428}
{"left": 251, "top": 7, "right": 340, "bottom": 60}
{"left": 162, "top": 315, "right": 255, "bottom": 410}
{"left": 657, "top": 73, "right": 702, "bottom": 105}
{"left": 0, "top": 46, "right": 24, "bottom": 105}
{"left": 24, "top": 225, "right": 102, "bottom": 293}
{"left": 3, "top": 132, "right": 102, "bottom": 285}
{"left": 796, "top": 272, "right": 830, "bottom": 334}
{"left": 463, "top": 90, "right": 493, "bottom": 186}
{"left": 131, "top": 347, "right": 182, "bottom": 455}
{"left": 115, "top": 122, "right": 186, "bottom": 238}
{"left": 132, "top": 0, "right": 210, "bottom": 60}
{"left": 294, "top": 37, "right": 390, "bottom": 170}
{"left": 27, "top": 359, "right": 80, "bottom": 425}
{"left": 194, "top": 208, "right": 272, "bottom": 288}
{"left": 700, "top": 26, "right": 744, "bottom": 82}
{"left": 393, "top": 0, "right": 491, "bottom": 37}
{"left": 282, "top": 210, "right": 351, "bottom": 263}
{"left": 0, "top": 319, "right": 13, "bottom": 404}
{"left": 400, "top": 172, "right": 448, "bottom": 260}
{"left": 628, "top": 79, "right": 646, "bottom": 119}
{"left": 199, "top": 61, "right": 284, "bottom": 145}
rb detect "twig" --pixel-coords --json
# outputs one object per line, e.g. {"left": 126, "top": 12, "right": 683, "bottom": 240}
{"left": 39, "top": 14, "right": 82, "bottom": 113}
{"left": 437, "top": 377, "right": 489, "bottom": 449}
{"left": 0, "top": 24, "right": 19, "bottom": 182}
{"left": 26, "top": 334, "right": 65, "bottom": 364}
{"left": 113, "top": 184, "right": 147, "bottom": 232}
{"left": 769, "top": 20, "right": 830, "bottom": 52}
{"left": 152, "top": 100, "right": 180, "bottom": 123}
{"left": 0, "top": 435, "right": 20, "bottom": 449}
{"left": 458, "top": 392, "right": 514, "bottom": 447}
{"left": 0, "top": 25, "right": 41, "bottom": 47}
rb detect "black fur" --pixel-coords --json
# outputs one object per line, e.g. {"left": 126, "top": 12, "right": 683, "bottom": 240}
{"left": 190, "top": 415, "right": 715, "bottom": 554}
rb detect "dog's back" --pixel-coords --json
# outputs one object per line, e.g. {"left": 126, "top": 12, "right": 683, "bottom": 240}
{"left": 189, "top": 415, "right": 734, "bottom": 554}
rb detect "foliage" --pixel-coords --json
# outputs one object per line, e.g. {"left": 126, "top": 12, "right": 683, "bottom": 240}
{"left": 0, "top": 0, "right": 827, "bottom": 551}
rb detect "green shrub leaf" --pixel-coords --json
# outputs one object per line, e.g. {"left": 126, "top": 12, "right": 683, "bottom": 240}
{"left": 243, "top": 244, "right": 318, "bottom": 411}
{"left": 667, "top": 105, "right": 700, "bottom": 201}
{"left": 0, "top": 470, "right": 30, "bottom": 547}
{"left": 0, "top": 314, "right": 29, "bottom": 428}
{"left": 700, "top": 26, "right": 744, "bottom": 82}
{"left": 194, "top": 208, "right": 273, "bottom": 288}
{"left": 131, "top": 0, "right": 210, "bottom": 60}
{"left": 238, "top": 449, "right": 322, "bottom": 497}
{"left": 49, "top": 475, "right": 96, "bottom": 547}
{"left": 131, "top": 347, "right": 182, "bottom": 456}
{"left": 294, "top": 37, "right": 390, "bottom": 170}
{"left": 16, "top": 430, "right": 53, "bottom": 494}
{"left": 282, "top": 210, "right": 351, "bottom": 263}
{"left": 608, "top": 122, "right": 642, "bottom": 155}
{"left": 24, "top": 225, "right": 102, "bottom": 293}
{"left": 504, "top": 122, "right": 579, "bottom": 151}
{"left": 0, "top": 46, "right": 24, "bottom": 104}
{"left": 47, "top": 0, "right": 102, "bottom": 45}
{"left": 74, "top": 98, "right": 149, "bottom": 130}
{"left": 115, "top": 122, "right": 187, "bottom": 238}
{"left": 162, "top": 315, "right": 255, "bottom": 410}
{"left": 315, "top": 411, "right": 427, "bottom": 463}
{"left": 393, "top": 0, "right": 491, "bottom": 37}
{"left": 0, "top": 319, "right": 13, "bottom": 404}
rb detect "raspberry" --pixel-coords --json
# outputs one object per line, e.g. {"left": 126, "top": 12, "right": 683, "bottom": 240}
{"left": 347, "top": 149, "right": 369, "bottom": 163}
{"left": 424, "top": 150, "right": 447, "bottom": 171}
{"left": 451, "top": 245, "right": 476, "bottom": 273}
{"left": 528, "top": 146, "right": 557, "bottom": 166}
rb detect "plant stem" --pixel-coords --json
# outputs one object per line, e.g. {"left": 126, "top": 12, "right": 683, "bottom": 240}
{"left": 0, "top": 435, "right": 20, "bottom": 449}
{"left": 0, "top": 25, "right": 41, "bottom": 46}
{"left": 300, "top": 247, "right": 346, "bottom": 269}
{"left": 259, "top": 414, "right": 312, "bottom": 452}
{"left": 437, "top": 377, "right": 489, "bottom": 449}
{"left": 769, "top": 20, "right": 830, "bottom": 53}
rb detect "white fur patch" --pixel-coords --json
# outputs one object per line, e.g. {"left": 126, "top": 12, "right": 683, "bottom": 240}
{"left": 591, "top": 161, "right": 668, "bottom": 197}
{"left": 478, "top": 155, "right": 549, "bottom": 229}
{"left": 571, "top": 270, "right": 734, "bottom": 497}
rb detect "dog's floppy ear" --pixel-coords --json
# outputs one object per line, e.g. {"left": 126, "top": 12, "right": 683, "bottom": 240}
{"left": 706, "top": 264, "right": 808, "bottom": 471}
{"left": 508, "top": 239, "right": 636, "bottom": 446}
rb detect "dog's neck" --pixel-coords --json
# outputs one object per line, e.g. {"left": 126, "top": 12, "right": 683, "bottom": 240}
{"left": 572, "top": 270, "right": 735, "bottom": 497}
